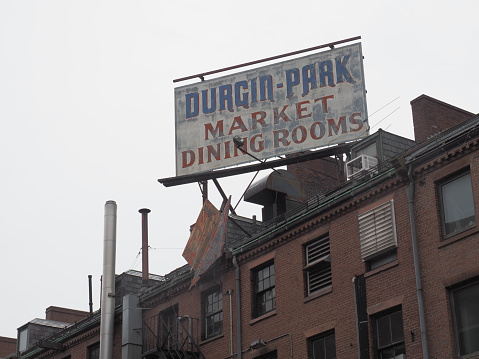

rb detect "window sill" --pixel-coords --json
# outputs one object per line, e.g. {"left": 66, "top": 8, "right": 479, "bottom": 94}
{"left": 364, "top": 260, "right": 399, "bottom": 278}
{"left": 250, "top": 310, "right": 277, "bottom": 325}
{"left": 303, "top": 285, "right": 332, "bottom": 303}
{"left": 460, "top": 350, "right": 479, "bottom": 359}
{"left": 200, "top": 333, "right": 224, "bottom": 345}
{"left": 440, "top": 225, "right": 479, "bottom": 248}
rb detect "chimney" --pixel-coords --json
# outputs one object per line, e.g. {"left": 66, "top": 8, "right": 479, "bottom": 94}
{"left": 411, "top": 94, "right": 474, "bottom": 142}
{"left": 287, "top": 154, "right": 343, "bottom": 197}
{"left": 100, "top": 200, "right": 117, "bottom": 359}
{"left": 139, "top": 208, "right": 151, "bottom": 289}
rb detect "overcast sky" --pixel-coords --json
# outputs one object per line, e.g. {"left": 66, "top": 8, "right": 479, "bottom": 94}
{"left": 0, "top": 1, "right": 477, "bottom": 339}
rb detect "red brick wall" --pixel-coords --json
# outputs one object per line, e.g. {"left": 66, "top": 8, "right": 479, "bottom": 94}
{"left": 0, "top": 336, "right": 16, "bottom": 357}
{"left": 411, "top": 94, "right": 474, "bottom": 143}
{"left": 412, "top": 144, "right": 479, "bottom": 358}
{"left": 287, "top": 156, "right": 343, "bottom": 197}
{"left": 138, "top": 174, "right": 426, "bottom": 359}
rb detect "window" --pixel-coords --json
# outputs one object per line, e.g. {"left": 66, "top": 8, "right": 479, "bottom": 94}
{"left": 87, "top": 343, "right": 100, "bottom": 359}
{"left": 374, "top": 309, "right": 405, "bottom": 359}
{"left": 451, "top": 280, "right": 479, "bottom": 357}
{"left": 304, "top": 235, "right": 332, "bottom": 296}
{"left": 359, "top": 199, "right": 397, "bottom": 269}
{"left": 439, "top": 171, "right": 476, "bottom": 237}
{"left": 255, "top": 350, "right": 277, "bottom": 359}
{"left": 160, "top": 305, "right": 178, "bottom": 349}
{"left": 18, "top": 327, "right": 28, "bottom": 352}
{"left": 308, "top": 331, "right": 336, "bottom": 359}
{"left": 202, "top": 287, "right": 223, "bottom": 339}
{"left": 253, "top": 261, "right": 275, "bottom": 317}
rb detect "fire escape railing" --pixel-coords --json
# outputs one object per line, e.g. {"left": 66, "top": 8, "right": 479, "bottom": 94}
{"left": 143, "top": 313, "right": 205, "bottom": 359}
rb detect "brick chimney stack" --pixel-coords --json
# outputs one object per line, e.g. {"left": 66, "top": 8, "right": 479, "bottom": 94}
{"left": 410, "top": 94, "right": 474, "bottom": 143}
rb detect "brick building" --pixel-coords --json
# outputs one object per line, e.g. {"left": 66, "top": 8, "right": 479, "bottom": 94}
{"left": 8, "top": 94, "right": 479, "bottom": 359}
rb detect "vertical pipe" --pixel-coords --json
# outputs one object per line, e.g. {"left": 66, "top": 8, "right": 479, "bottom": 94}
{"left": 100, "top": 200, "right": 117, "bottom": 359}
{"left": 139, "top": 208, "right": 151, "bottom": 288}
{"left": 232, "top": 255, "right": 242, "bottom": 359}
{"left": 406, "top": 166, "right": 429, "bottom": 358}
{"left": 229, "top": 290, "right": 234, "bottom": 357}
{"left": 88, "top": 275, "right": 93, "bottom": 315}
{"left": 202, "top": 180, "right": 208, "bottom": 204}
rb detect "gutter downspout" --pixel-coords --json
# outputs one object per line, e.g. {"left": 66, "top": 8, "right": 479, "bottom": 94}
{"left": 226, "top": 289, "right": 234, "bottom": 357}
{"left": 100, "top": 200, "right": 117, "bottom": 359}
{"left": 406, "top": 165, "right": 429, "bottom": 359}
{"left": 232, "top": 255, "right": 242, "bottom": 359}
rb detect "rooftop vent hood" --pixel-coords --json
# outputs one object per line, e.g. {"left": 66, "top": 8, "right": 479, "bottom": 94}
{"left": 244, "top": 169, "right": 305, "bottom": 222}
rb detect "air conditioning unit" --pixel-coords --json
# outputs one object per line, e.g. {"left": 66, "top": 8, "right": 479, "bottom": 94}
{"left": 346, "top": 155, "right": 378, "bottom": 180}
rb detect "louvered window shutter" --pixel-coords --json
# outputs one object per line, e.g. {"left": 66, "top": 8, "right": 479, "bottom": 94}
{"left": 358, "top": 200, "right": 397, "bottom": 261}
{"left": 305, "top": 236, "right": 332, "bottom": 295}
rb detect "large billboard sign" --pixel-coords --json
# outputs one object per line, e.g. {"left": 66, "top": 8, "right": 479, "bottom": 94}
{"left": 174, "top": 43, "right": 368, "bottom": 176}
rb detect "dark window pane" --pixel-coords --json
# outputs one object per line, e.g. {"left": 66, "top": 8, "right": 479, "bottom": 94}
{"left": 377, "top": 315, "right": 391, "bottom": 348}
{"left": 324, "top": 334, "right": 336, "bottom": 359}
{"left": 376, "top": 309, "right": 405, "bottom": 358}
{"left": 454, "top": 282, "right": 479, "bottom": 355}
{"left": 310, "top": 333, "right": 336, "bottom": 359}
{"left": 203, "top": 287, "right": 223, "bottom": 339}
{"left": 390, "top": 311, "right": 404, "bottom": 343}
{"left": 254, "top": 263, "right": 276, "bottom": 317}
{"left": 442, "top": 173, "right": 476, "bottom": 236}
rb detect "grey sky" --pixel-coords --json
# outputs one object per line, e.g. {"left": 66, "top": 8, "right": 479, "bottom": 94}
{"left": 0, "top": 1, "right": 477, "bottom": 338}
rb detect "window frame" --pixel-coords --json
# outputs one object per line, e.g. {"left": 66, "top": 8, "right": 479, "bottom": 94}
{"left": 372, "top": 307, "right": 406, "bottom": 359}
{"left": 202, "top": 286, "right": 223, "bottom": 340}
{"left": 450, "top": 278, "right": 479, "bottom": 357}
{"left": 304, "top": 235, "right": 332, "bottom": 297}
{"left": 307, "top": 330, "right": 336, "bottom": 359}
{"left": 17, "top": 327, "right": 28, "bottom": 353}
{"left": 438, "top": 170, "right": 476, "bottom": 239}
{"left": 358, "top": 199, "right": 398, "bottom": 270}
{"left": 87, "top": 342, "right": 100, "bottom": 359}
{"left": 252, "top": 260, "right": 276, "bottom": 318}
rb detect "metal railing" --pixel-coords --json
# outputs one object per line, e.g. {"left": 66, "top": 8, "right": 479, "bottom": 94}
{"left": 143, "top": 313, "right": 205, "bottom": 359}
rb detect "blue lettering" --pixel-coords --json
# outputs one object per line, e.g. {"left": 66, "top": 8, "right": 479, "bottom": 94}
{"left": 335, "top": 55, "right": 355, "bottom": 84}
{"left": 259, "top": 75, "right": 274, "bottom": 102}
{"left": 251, "top": 78, "right": 258, "bottom": 104}
{"left": 235, "top": 81, "right": 249, "bottom": 109}
{"left": 201, "top": 88, "right": 216, "bottom": 114}
{"left": 219, "top": 85, "right": 234, "bottom": 112}
{"left": 301, "top": 64, "right": 317, "bottom": 97}
{"left": 318, "top": 60, "right": 335, "bottom": 88}
{"left": 186, "top": 93, "right": 199, "bottom": 118}
{"left": 285, "top": 68, "right": 300, "bottom": 99}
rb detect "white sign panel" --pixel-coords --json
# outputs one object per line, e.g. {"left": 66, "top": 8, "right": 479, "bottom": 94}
{"left": 175, "top": 43, "right": 368, "bottom": 176}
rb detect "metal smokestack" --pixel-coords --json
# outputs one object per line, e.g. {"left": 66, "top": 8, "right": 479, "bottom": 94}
{"left": 139, "top": 208, "right": 151, "bottom": 288}
{"left": 88, "top": 275, "right": 93, "bottom": 315}
{"left": 100, "top": 200, "right": 117, "bottom": 359}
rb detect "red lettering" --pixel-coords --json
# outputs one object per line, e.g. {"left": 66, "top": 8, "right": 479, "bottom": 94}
{"left": 349, "top": 112, "right": 364, "bottom": 132}
{"left": 311, "top": 122, "right": 326, "bottom": 140}
{"left": 273, "top": 129, "right": 290, "bottom": 148}
{"left": 328, "top": 116, "right": 347, "bottom": 137}
{"left": 314, "top": 95, "right": 334, "bottom": 113}
{"left": 207, "top": 144, "right": 221, "bottom": 163}
{"left": 198, "top": 147, "right": 204, "bottom": 165}
{"left": 252, "top": 111, "right": 268, "bottom": 129}
{"left": 181, "top": 150, "right": 195, "bottom": 168}
{"left": 274, "top": 105, "right": 290, "bottom": 124}
{"left": 228, "top": 116, "right": 249, "bottom": 135}
{"left": 296, "top": 101, "right": 311, "bottom": 119}
{"left": 292, "top": 126, "right": 307, "bottom": 144}
{"left": 250, "top": 134, "right": 264, "bottom": 152}
{"left": 204, "top": 121, "right": 224, "bottom": 140}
